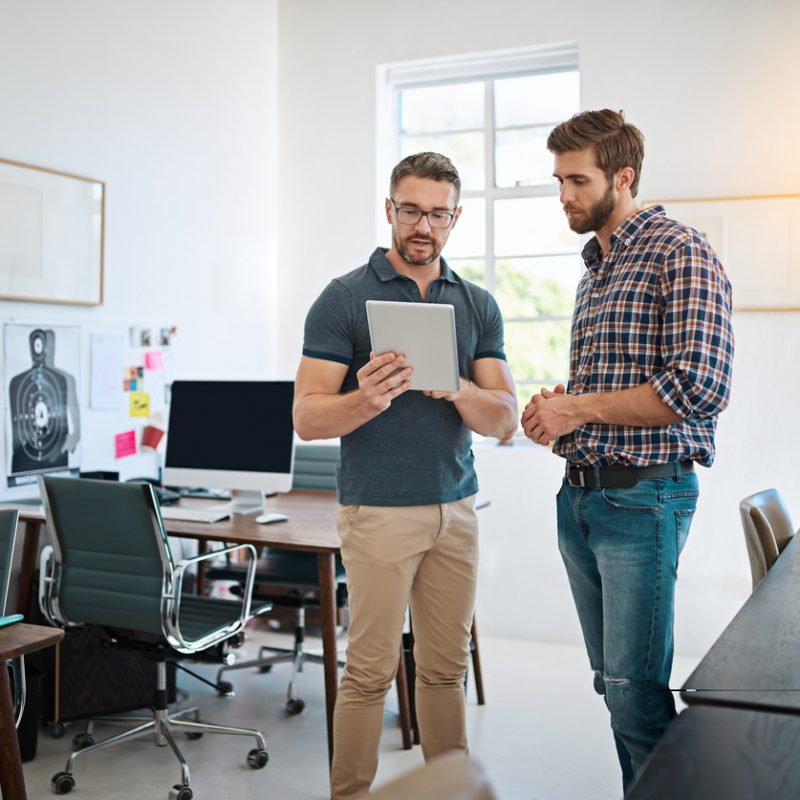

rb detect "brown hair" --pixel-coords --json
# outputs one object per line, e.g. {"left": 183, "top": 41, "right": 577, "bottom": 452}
{"left": 547, "top": 109, "right": 645, "bottom": 197}
{"left": 390, "top": 152, "right": 461, "bottom": 202}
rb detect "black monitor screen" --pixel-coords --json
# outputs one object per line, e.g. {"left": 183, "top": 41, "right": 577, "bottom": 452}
{"left": 165, "top": 381, "right": 294, "bottom": 473}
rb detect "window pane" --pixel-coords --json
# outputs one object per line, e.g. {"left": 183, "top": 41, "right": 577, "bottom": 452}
{"left": 399, "top": 82, "right": 484, "bottom": 135}
{"left": 496, "top": 255, "right": 582, "bottom": 318}
{"left": 495, "top": 126, "right": 555, "bottom": 188}
{"left": 505, "top": 319, "right": 571, "bottom": 383}
{"left": 495, "top": 70, "right": 580, "bottom": 128}
{"left": 400, "top": 132, "right": 484, "bottom": 191}
{"left": 445, "top": 198, "right": 485, "bottom": 259}
{"left": 495, "top": 196, "right": 580, "bottom": 257}
{"left": 447, "top": 258, "right": 484, "bottom": 287}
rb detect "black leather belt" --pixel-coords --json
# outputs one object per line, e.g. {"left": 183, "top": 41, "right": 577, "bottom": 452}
{"left": 565, "top": 460, "right": 694, "bottom": 489}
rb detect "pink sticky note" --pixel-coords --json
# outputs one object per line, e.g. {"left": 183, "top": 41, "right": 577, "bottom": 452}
{"left": 144, "top": 351, "right": 164, "bottom": 370}
{"left": 115, "top": 430, "right": 137, "bottom": 459}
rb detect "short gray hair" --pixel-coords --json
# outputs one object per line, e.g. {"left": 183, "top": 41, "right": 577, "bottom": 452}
{"left": 389, "top": 152, "right": 461, "bottom": 202}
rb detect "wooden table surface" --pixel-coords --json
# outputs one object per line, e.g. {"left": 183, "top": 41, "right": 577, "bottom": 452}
{"left": 1, "top": 623, "right": 64, "bottom": 800}
{"left": 626, "top": 705, "right": 800, "bottom": 799}
{"left": 681, "top": 533, "right": 800, "bottom": 713}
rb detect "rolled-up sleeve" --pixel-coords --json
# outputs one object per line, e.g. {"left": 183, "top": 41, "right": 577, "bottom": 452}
{"left": 648, "top": 233, "right": 734, "bottom": 420}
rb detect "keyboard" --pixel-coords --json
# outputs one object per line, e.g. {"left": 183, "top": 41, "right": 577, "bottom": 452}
{"left": 159, "top": 507, "right": 231, "bottom": 524}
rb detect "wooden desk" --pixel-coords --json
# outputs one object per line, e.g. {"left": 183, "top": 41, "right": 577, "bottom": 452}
{"left": 3, "top": 491, "right": 342, "bottom": 764}
{"left": 681, "top": 534, "right": 800, "bottom": 714}
{"left": 0, "top": 623, "right": 64, "bottom": 800}
{"left": 626, "top": 705, "right": 800, "bottom": 799}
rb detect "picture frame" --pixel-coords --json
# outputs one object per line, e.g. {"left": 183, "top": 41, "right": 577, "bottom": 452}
{"left": 0, "top": 156, "right": 105, "bottom": 306}
{"left": 646, "top": 194, "right": 800, "bottom": 311}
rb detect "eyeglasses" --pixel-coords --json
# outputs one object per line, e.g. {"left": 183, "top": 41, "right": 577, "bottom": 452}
{"left": 389, "top": 199, "right": 456, "bottom": 229}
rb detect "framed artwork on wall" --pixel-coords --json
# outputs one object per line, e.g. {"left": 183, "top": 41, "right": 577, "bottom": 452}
{"left": 646, "top": 194, "right": 800, "bottom": 311}
{"left": 0, "top": 157, "right": 105, "bottom": 306}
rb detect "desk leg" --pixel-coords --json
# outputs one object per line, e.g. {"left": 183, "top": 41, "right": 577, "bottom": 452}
{"left": 0, "top": 662, "right": 27, "bottom": 800}
{"left": 17, "top": 521, "right": 42, "bottom": 616}
{"left": 317, "top": 552, "right": 338, "bottom": 768}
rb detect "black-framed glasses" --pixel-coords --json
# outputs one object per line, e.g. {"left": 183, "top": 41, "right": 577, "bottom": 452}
{"left": 389, "top": 198, "right": 456, "bottom": 229}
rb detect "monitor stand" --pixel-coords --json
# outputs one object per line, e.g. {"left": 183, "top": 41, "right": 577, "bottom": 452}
{"left": 209, "top": 489, "right": 265, "bottom": 515}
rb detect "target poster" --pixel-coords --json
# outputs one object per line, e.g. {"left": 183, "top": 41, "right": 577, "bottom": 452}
{"left": 4, "top": 323, "right": 81, "bottom": 488}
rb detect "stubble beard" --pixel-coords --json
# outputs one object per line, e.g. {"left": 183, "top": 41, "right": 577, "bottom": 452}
{"left": 395, "top": 232, "right": 443, "bottom": 266}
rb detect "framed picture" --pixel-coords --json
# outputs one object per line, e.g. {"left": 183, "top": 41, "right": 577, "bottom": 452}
{"left": 646, "top": 194, "right": 800, "bottom": 311}
{"left": 0, "top": 157, "right": 105, "bottom": 305}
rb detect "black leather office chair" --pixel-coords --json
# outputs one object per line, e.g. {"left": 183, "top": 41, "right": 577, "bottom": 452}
{"left": 208, "top": 443, "right": 347, "bottom": 715}
{"left": 0, "top": 508, "right": 26, "bottom": 729}
{"left": 38, "top": 476, "right": 270, "bottom": 800}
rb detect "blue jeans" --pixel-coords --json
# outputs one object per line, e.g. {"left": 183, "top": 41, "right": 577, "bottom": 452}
{"left": 556, "top": 471, "right": 699, "bottom": 792}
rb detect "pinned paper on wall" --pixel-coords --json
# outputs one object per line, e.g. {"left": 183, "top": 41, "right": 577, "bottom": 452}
{"left": 144, "top": 350, "right": 164, "bottom": 371}
{"left": 115, "top": 430, "right": 137, "bottom": 459}
{"left": 90, "top": 333, "right": 124, "bottom": 410}
{"left": 129, "top": 392, "right": 150, "bottom": 417}
{"left": 141, "top": 425, "right": 165, "bottom": 451}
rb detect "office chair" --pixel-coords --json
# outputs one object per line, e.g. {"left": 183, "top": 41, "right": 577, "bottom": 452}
{"left": 1, "top": 508, "right": 26, "bottom": 729}
{"left": 37, "top": 476, "right": 270, "bottom": 800}
{"left": 208, "top": 443, "right": 347, "bottom": 715}
{"left": 740, "top": 488, "right": 796, "bottom": 590}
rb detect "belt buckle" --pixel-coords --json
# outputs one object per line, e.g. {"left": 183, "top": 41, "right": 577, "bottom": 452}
{"left": 567, "top": 465, "right": 587, "bottom": 489}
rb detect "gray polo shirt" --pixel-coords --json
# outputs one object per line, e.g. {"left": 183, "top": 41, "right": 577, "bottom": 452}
{"left": 302, "top": 247, "right": 507, "bottom": 506}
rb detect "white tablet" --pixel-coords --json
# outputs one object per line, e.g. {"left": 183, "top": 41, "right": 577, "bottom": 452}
{"left": 366, "top": 300, "right": 460, "bottom": 393}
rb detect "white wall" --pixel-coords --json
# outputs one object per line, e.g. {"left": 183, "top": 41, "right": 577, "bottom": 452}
{"left": 277, "top": 0, "right": 800, "bottom": 656}
{"left": 0, "top": 0, "right": 279, "bottom": 480}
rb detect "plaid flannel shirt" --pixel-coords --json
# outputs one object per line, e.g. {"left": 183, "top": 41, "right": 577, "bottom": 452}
{"left": 553, "top": 205, "right": 734, "bottom": 468}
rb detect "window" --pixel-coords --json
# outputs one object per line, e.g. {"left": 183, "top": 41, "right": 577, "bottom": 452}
{"left": 378, "top": 45, "right": 582, "bottom": 407}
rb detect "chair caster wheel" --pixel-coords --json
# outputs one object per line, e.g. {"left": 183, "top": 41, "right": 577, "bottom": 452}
{"left": 51, "top": 723, "right": 67, "bottom": 739}
{"left": 72, "top": 733, "right": 95, "bottom": 749}
{"left": 52, "top": 772, "right": 75, "bottom": 794}
{"left": 286, "top": 698, "right": 305, "bottom": 715}
{"left": 185, "top": 731, "right": 204, "bottom": 741}
{"left": 216, "top": 680, "right": 234, "bottom": 697}
{"left": 169, "top": 783, "right": 193, "bottom": 800}
{"left": 247, "top": 748, "right": 269, "bottom": 769}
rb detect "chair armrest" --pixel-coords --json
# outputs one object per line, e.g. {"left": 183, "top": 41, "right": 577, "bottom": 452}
{"left": 163, "top": 543, "right": 257, "bottom": 654}
{"left": 9, "top": 655, "right": 26, "bottom": 728}
{"left": 38, "top": 545, "right": 60, "bottom": 627}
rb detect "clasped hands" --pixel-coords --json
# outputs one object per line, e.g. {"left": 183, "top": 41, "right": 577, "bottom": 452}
{"left": 521, "top": 384, "right": 584, "bottom": 446}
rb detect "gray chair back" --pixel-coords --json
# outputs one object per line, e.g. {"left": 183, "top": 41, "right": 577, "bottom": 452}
{"left": 40, "top": 475, "right": 171, "bottom": 635}
{"left": 0, "top": 509, "right": 18, "bottom": 615}
{"left": 740, "top": 488, "right": 795, "bottom": 590}
{"left": 292, "top": 443, "right": 339, "bottom": 491}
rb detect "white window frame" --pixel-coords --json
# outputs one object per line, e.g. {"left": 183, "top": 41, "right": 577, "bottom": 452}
{"left": 375, "top": 43, "right": 580, "bottom": 388}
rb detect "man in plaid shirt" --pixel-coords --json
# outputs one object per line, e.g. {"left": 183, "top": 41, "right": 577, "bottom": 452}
{"left": 521, "top": 109, "right": 733, "bottom": 790}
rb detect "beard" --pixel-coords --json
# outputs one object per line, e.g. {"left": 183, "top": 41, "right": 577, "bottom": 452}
{"left": 567, "top": 181, "right": 617, "bottom": 234}
{"left": 394, "top": 231, "right": 444, "bottom": 266}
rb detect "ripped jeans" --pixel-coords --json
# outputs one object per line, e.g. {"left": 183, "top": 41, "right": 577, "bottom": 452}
{"left": 556, "top": 472, "right": 699, "bottom": 792}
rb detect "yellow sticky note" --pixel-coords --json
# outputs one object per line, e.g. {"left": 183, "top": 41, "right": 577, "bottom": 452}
{"left": 130, "top": 392, "right": 151, "bottom": 418}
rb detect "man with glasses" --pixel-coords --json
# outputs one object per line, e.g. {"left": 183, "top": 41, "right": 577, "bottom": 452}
{"left": 294, "top": 152, "right": 517, "bottom": 800}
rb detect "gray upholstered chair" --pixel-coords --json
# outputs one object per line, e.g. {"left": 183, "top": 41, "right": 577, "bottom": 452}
{"left": 209, "top": 443, "right": 347, "bottom": 715}
{"left": 740, "top": 488, "right": 796, "bottom": 591}
{"left": 37, "top": 475, "right": 269, "bottom": 800}
{"left": 1, "top": 508, "right": 26, "bottom": 728}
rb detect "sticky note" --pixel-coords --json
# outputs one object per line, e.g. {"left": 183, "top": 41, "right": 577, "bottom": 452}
{"left": 130, "top": 392, "right": 151, "bottom": 418}
{"left": 144, "top": 351, "right": 164, "bottom": 371}
{"left": 115, "top": 430, "right": 137, "bottom": 458}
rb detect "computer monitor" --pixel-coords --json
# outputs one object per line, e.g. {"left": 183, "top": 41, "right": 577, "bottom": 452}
{"left": 163, "top": 380, "right": 295, "bottom": 514}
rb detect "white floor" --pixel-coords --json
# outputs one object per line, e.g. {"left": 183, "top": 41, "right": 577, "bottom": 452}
{"left": 22, "top": 630, "right": 699, "bottom": 800}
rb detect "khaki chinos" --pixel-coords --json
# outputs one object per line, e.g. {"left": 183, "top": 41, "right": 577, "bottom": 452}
{"left": 331, "top": 495, "right": 479, "bottom": 800}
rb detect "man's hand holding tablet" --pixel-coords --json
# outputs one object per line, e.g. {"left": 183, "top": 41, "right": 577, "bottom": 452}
{"left": 355, "top": 351, "right": 413, "bottom": 413}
